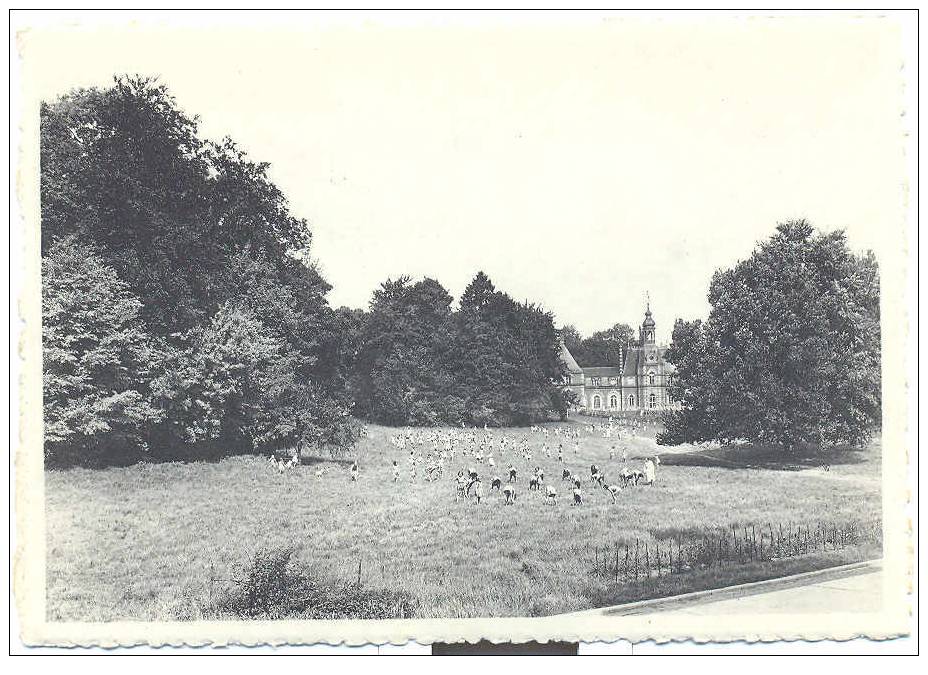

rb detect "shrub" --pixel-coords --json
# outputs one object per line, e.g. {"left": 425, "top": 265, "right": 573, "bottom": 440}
{"left": 209, "top": 547, "right": 419, "bottom": 620}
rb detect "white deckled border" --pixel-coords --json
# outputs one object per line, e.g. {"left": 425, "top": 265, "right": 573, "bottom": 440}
{"left": 12, "top": 13, "right": 916, "bottom": 648}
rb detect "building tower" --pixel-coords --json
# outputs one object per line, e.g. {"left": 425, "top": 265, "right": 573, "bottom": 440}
{"left": 639, "top": 301, "right": 661, "bottom": 409}
{"left": 641, "top": 303, "right": 656, "bottom": 345}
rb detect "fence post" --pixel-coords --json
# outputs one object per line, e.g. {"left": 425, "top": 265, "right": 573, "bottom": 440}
{"left": 357, "top": 558, "right": 362, "bottom": 587}
{"left": 752, "top": 525, "right": 758, "bottom": 560}
{"left": 655, "top": 541, "right": 660, "bottom": 577}
{"left": 645, "top": 542, "right": 650, "bottom": 579}
{"left": 732, "top": 525, "right": 739, "bottom": 563}
{"left": 614, "top": 544, "right": 619, "bottom": 584}
{"left": 634, "top": 538, "right": 639, "bottom": 581}
{"left": 624, "top": 544, "right": 629, "bottom": 582}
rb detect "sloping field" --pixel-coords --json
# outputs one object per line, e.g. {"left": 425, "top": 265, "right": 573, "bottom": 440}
{"left": 45, "top": 421, "right": 881, "bottom": 620}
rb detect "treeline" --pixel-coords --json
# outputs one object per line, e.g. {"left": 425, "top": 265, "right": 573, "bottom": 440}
{"left": 659, "top": 221, "right": 881, "bottom": 450}
{"left": 41, "top": 77, "right": 568, "bottom": 468}
{"left": 346, "top": 272, "right": 570, "bottom": 427}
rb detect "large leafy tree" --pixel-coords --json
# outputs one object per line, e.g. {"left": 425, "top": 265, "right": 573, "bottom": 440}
{"left": 41, "top": 76, "right": 322, "bottom": 335}
{"left": 351, "top": 277, "right": 458, "bottom": 425}
{"left": 42, "top": 237, "right": 162, "bottom": 465}
{"left": 659, "top": 221, "right": 881, "bottom": 449}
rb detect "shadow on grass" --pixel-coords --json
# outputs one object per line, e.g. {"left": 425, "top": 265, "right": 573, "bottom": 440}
{"left": 657, "top": 441, "right": 876, "bottom": 471}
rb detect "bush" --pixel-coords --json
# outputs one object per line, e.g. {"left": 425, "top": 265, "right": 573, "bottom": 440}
{"left": 656, "top": 409, "right": 687, "bottom": 445}
{"left": 210, "top": 547, "right": 419, "bottom": 620}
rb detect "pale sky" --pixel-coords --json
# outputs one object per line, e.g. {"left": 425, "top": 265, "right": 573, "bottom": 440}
{"left": 20, "top": 14, "right": 909, "bottom": 338}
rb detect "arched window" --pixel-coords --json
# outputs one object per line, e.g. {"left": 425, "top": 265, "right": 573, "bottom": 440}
{"left": 648, "top": 371, "right": 656, "bottom": 385}
{"left": 628, "top": 395, "right": 635, "bottom": 407}
{"left": 593, "top": 395, "right": 601, "bottom": 409}
{"left": 649, "top": 393, "right": 657, "bottom": 409}
{"left": 609, "top": 395, "right": 617, "bottom": 409}
{"left": 667, "top": 391, "right": 674, "bottom": 404}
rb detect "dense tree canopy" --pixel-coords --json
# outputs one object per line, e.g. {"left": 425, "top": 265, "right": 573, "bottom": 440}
{"left": 348, "top": 272, "right": 569, "bottom": 427}
{"left": 658, "top": 221, "right": 881, "bottom": 450}
{"left": 41, "top": 76, "right": 319, "bottom": 334}
{"left": 42, "top": 76, "right": 354, "bottom": 465}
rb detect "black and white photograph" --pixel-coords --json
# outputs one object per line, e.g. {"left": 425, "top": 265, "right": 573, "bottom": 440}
{"left": 10, "top": 10, "right": 917, "bottom": 652}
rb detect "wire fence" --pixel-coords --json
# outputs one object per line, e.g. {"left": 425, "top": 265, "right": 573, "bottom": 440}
{"left": 591, "top": 519, "right": 881, "bottom": 583}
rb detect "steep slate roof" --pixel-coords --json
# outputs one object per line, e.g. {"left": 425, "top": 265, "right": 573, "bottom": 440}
{"left": 559, "top": 338, "right": 583, "bottom": 373}
{"left": 622, "top": 348, "right": 641, "bottom": 377}
{"left": 582, "top": 366, "right": 623, "bottom": 378}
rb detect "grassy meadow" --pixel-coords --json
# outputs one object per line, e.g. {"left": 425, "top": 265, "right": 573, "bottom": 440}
{"left": 45, "top": 417, "right": 882, "bottom": 621}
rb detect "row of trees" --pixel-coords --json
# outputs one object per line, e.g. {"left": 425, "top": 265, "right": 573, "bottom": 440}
{"left": 347, "top": 272, "right": 570, "bottom": 427}
{"left": 41, "top": 77, "right": 570, "bottom": 467}
{"left": 40, "top": 78, "right": 881, "bottom": 464}
{"left": 659, "top": 221, "right": 881, "bottom": 450}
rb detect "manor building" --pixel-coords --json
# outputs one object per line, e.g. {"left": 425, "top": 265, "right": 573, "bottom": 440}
{"left": 560, "top": 305, "right": 680, "bottom": 412}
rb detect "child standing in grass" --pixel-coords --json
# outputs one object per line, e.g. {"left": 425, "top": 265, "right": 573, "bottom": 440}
{"left": 392, "top": 461, "right": 400, "bottom": 482}
{"left": 350, "top": 461, "right": 359, "bottom": 482}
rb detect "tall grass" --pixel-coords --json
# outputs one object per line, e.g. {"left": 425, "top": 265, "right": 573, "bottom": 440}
{"left": 45, "top": 420, "right": 882, "bottom": 620}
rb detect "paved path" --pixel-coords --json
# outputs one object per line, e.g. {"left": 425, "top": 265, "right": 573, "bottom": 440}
{"left": 576, "top": 560, "right": 883, "bottom": 617}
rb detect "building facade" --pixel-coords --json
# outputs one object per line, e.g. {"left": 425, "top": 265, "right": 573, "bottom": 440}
{"left": 560, "top": 306, "right": 680, "bottom": 412}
